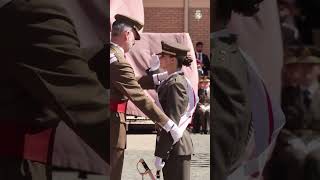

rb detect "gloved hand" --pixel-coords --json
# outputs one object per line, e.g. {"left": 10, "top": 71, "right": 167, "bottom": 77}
{"left": 169, "top": 123, "right": 183, "bottom": 144}
{"left": 150, "top": 54, "right": 160, "bottom": 71}
{"left": 154, "top": 156, "right": 165, "bottom": 171}
{"left": 163, "top": 119, "right": 183, "bottom": 144}
{"left": 152, "top": 71, "right": 168, "bottom": 85}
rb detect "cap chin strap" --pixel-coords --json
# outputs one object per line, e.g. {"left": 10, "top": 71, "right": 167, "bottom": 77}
{"left": 162, "top": 50, "right": 176, "bottom": 56}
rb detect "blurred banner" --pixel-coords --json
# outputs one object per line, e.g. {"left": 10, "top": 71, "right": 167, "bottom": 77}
{"left": 228, "top": 0, "right": 283, "bottom": 104}
{"left": 60, "top": 0, "right": 107, "bottom": 47}
{"left": 227, "top": 1, "right": 285, "bottom": 179}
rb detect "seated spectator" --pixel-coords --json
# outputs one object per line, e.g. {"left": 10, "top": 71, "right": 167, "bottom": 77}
{"left": 265, "top": 46, "right": 320, "bottom": 180}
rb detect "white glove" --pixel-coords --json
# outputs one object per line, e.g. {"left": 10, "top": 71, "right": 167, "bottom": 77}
{"left": 150, "top": 54, "right": 160, "bottom": 71}
{"left": 154, "top": 156, "right": 165, "bottom": 171}
{"left": 163, "top": 119, "right": 183, "bottom": 144}
{"left": 152, "top": 71, "right": 168, "bottom": 85}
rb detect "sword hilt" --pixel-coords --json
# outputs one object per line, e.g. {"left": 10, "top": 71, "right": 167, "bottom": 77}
{"left": 137, "top": 158, "right": 157, "bottom": 180}
{"left": 156, "top": 170, "right": 161, "bottom": 179}
{"left": 141, "top": 160, "right": 150, "bottom": 171}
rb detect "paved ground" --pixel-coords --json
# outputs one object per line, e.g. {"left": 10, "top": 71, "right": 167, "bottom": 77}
{"left": 122, "top": 134, "right": 210, "bottom": 180}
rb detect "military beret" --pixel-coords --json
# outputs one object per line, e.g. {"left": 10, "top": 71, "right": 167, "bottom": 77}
{"left": 284, "top": 56, "right": 320, "bottom": 65}
{"left": 114, "top": 14, "right": 144, "bottom": 40}
{"left": 294, "top": 47, "right": 320, "bottom": 64}
{"left": 298, "top": 55, "right": 320, "bottom": 64}
{"left": 284, "top": 56, "right": 299, "bottom": 65}
{"left": 309, "top": 46, "right": 320, "bottom": 57}
{"left": 199, "top": 78, "right": 210, "bottom": 83}
{"left": 157, "top": 41, "right": 190, "bottom": 56}
{"left": 284, "top": 46, "right": 320, "bottom": 65}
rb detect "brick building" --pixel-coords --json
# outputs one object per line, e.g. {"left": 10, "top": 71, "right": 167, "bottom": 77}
{"left": 143, "top": 0, "right": 210, "bottom": 55}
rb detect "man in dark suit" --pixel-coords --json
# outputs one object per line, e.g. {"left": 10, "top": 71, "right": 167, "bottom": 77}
{"left": 0, "top": 0, "right": 109, "bottom": 179}
{"left": 195, "top": 42, "right": 210, "bottom": 76}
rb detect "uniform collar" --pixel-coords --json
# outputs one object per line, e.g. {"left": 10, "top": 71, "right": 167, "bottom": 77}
{"left": 211, "top": 29, "right": 232, "bottom": 39}
{"left": 211, "top": 29, "right": 238, "bottom": 52}
{"left": 110, "top": 41, "right": 125, "bottom": 54}
{"left": 157, "top": 70, "right": 184, "bottom": 91}
{"left": 166, "top": 69, "right": 184, "bottom": 81}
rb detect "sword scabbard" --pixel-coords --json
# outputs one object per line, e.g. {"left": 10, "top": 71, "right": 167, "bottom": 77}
{"left": 147, "top": 170, "right": 156, "bottom": 180}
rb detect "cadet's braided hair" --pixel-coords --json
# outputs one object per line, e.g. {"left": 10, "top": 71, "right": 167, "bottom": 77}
{"left": 169, "top": 55, "right": 193, "bottom": 68}
{"left": 215, "top": 0, "right": 264, "bottom": 20}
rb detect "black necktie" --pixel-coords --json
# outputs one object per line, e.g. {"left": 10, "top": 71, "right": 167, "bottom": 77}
{"left": 303, "top": 89, "right": 311, "bottom": 108}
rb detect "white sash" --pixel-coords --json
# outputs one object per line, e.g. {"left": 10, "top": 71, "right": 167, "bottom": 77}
{"left": 228, "top": 49, "right": 285, "bottom": 180}
{"left": 178, "top": 77, "right": 199, "bottom": 131}
{"left": 157, "top": 71, "right": 199, "bottom": 133}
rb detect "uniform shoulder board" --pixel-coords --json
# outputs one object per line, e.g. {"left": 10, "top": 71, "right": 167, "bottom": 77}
{"left": 110, "top": 53, "right": 117, "bottom": 64}
{"left": 110, "top": 45, "right": 126, "bottom": 64}
{"left": 166, "top": 76, "right": 178, "bottom": 87}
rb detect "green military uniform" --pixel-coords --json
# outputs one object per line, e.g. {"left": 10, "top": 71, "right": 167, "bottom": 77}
{"left": 109, "top": 15, "right": 171, "bottom": 180}
{"left": 155, "top": 73, "right": 193, "bottom": 180}
{"left": 154, "top": 41, "right": 194, "bottom": 180}
{"left": 265, "top": 54, "right": 320, "bottom": 180}
{"left": 211, "top": 30, "right": 252, "bottom": 180}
